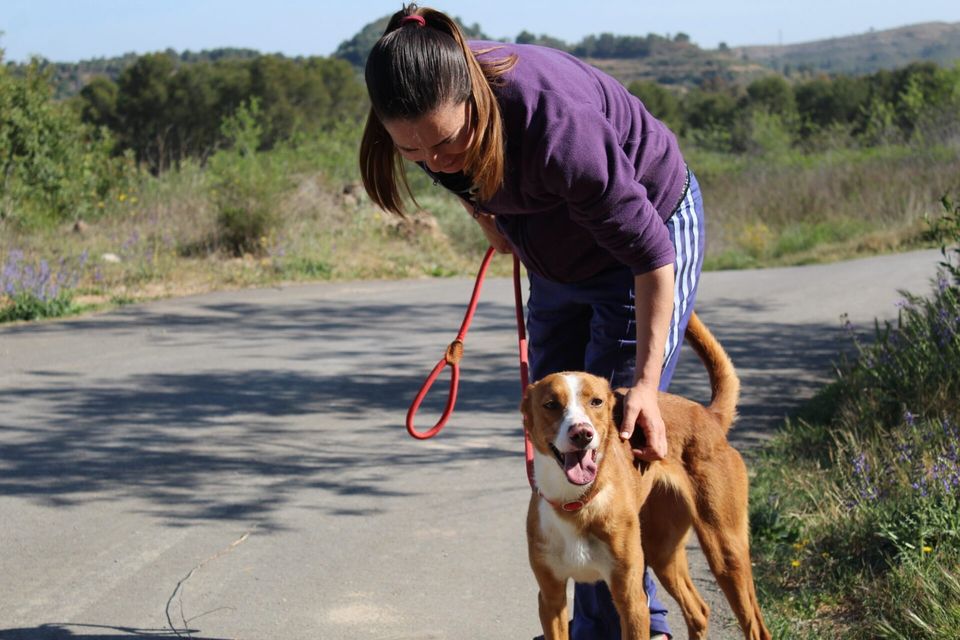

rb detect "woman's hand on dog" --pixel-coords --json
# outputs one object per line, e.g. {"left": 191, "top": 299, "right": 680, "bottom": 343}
{"left": 620, "top": 383, "right": 668, "bottom": 461}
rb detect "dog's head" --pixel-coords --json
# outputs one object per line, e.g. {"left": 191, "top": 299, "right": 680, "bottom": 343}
{"left": 521, "top": 372, "right": 617, "bottom": 487}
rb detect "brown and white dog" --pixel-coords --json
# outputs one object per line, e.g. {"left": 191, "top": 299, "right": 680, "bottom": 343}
{"left": 521, "top": 312, "right": 770, "bottom": 640}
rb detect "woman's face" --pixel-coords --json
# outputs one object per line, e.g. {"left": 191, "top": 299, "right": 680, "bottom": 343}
{"left": 383, "top": 100, "right": 474, "bottom": 174}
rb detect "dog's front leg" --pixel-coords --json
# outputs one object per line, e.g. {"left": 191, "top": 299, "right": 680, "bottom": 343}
{"left": 533, "top": 566, "right": 569, "bottom": 640}
{"left": 607, "top": 527, "right": 651, "bottom": 640}
{"left": 528, "top": 494, "right": 570, "bottom": 639}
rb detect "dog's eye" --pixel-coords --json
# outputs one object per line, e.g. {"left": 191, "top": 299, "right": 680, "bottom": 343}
{"left": 543, "top": 399, "right": 560, "bottom": 410}
{"left": 589, "top": 397, "right": 604, "bottom": 407}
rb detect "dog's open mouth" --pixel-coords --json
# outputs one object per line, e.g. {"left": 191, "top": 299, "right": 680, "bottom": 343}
{"left": 549, "top": 444, "right": 598, "bottom": 486}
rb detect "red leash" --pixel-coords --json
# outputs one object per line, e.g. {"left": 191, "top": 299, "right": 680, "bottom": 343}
{"left": 405, "top": 247, "right": 536, "bottom": 489}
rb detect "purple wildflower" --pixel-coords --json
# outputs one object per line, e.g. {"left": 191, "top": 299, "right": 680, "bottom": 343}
{"left": 0, "top": 249, "right": 88, "bottom": 304}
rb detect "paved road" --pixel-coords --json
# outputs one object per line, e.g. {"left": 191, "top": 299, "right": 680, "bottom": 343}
{"left": 0, "top": 249, "right": 944, "bottom": 640}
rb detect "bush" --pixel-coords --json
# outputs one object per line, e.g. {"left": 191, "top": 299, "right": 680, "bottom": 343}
{"left": 0, "top": 61, "right": 132, "bottom": 227}
{"left": 208, "top": 99, "right": 287, "bottom": 256}
{"left": 930, "top": 195, "right": 960, "bottom": 287}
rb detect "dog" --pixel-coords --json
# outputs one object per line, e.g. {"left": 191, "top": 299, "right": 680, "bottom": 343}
{"left": 521, "top": 312, "right": 771, "bottom": 640}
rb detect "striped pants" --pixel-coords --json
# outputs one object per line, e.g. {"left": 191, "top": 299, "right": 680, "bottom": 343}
{"left": 526, "top": 170, "right": 705, "bottom": 639}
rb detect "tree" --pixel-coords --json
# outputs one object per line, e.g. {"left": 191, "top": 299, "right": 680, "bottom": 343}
{"left": 116, "top": 52, "right": 177, "bottom": 172}
{"left": 794, "top": 75, "right": 869, "bottom": 138}
{"left": 516, "top": 30, "right": 536, "bottom": 45}
{"left": 167, "top": 62, "right": 221, "bottom": 165}
{"left": 515, "top": 31, "right": 569, "bottom": 51}
{"left": 86, "top": 50, "right": 366, "bottom": 171}
{"left": 627, "top": 80, "right": 681, "bottom": 132}
{"left": 683, "top": 89, "right": 737, "bottom": 132}
{"left": 744, "top": 75, "right": 796, "bottom": 118}
{"left": 1, "top": 61, "right": 124, "bottom": 223}
{"left": 79, "top": 76, "right": 119, "bottom": 132}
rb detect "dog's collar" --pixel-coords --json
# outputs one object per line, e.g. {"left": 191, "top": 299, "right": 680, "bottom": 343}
{"left": 537, "top": 485, "right": 599, "bottom": 512}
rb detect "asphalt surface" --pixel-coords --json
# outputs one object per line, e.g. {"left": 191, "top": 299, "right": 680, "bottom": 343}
{"left": 0, "top": 248, "right": 944, "bottom": 640}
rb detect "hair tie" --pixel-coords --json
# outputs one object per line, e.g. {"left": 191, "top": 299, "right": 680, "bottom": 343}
{"left": 400, "top": 14, "right": 426, "bottom": 27}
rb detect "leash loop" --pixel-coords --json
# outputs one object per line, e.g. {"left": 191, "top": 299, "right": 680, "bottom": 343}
{"left": 406, "top": 247, "right": 496, "bottom": 440}
{"left": 405, "top": 247, "right": 537, "bottom": 490}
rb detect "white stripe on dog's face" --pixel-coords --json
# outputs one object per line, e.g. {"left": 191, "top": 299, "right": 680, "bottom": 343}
{"left": 555, "top": 374, "right": 594, "bottom": 450}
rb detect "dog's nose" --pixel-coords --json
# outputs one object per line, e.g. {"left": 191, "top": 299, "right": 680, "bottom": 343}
{"left": 568, "top": 423, "right": 595, "bottom": 448}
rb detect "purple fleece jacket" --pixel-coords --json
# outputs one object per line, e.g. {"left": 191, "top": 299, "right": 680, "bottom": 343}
{"left": 427, "top": 41, "right": 688, "bottom": 283}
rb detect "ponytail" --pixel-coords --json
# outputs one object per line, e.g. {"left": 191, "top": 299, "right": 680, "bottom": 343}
{"left": 359, "top": 4, "right": 516, "bottom": 214}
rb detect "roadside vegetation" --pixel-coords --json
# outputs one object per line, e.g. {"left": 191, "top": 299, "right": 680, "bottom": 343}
{"left": 748, "top": 197, "right": 960, "bottom": 638}
{"left": 1, "top": 37, "right": 958, "bottom": 326}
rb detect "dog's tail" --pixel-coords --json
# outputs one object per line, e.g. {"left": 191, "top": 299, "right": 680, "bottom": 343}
{"left": 684, "top": 312, "right": 739, "bottom": 430}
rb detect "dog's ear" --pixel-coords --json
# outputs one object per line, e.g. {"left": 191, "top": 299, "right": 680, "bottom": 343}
{"left": 520, "top": 383, "right": 536, "bottom": 428}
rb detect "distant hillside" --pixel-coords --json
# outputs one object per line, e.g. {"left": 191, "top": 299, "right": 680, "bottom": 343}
{"left": 10, "top": 19, "right": 960, "bottom": 101}
{"left": 331, "top": 16, "right": 960, "bottom": 89}
{"left": 584, "top": 50, "right": 768, "bottom": 89}
{"left": 332, "top": 19, "right": 768, "bottom": 89}
{"left": 734, "top": 21, "right": 960, "bottom": 75}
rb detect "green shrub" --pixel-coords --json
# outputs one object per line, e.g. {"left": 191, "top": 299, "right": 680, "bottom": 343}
{"left": 929, "top": 195, "right": 960, "bottom": 287}
{"left": 0, "top": 61, "right": 133, "bottom": 227}
{"left": 0, "top": 291, "right": 77, "bottom": 322}
{"left": 208, "top": 99, "right": 287, "bottom": 256}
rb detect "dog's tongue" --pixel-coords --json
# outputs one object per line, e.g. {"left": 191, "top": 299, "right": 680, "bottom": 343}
{"left": 564, "top": 450, "right": 597, "bottom": 485}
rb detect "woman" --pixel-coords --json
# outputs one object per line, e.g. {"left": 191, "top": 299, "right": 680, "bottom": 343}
{"left": 359, "top": 5, "right": 705, "bottom": 639}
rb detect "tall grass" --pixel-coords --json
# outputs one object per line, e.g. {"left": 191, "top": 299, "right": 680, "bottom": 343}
{"left": 749, "top": 198, "right": 960, "bottom": 638}
{"left": 691, "top": 142, "right": 959, "bottom": 269}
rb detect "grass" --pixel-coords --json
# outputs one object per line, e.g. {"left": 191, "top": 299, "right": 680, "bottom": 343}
{"left": 692, "top": 142, "right": 957, "bottom": 270}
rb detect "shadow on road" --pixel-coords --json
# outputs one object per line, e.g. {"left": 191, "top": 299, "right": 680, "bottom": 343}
{"left": 0, "top": 623, "right": 226, "bottom": 639}
{"left": 0, "top": 292, "right": 857, "bottom": 528}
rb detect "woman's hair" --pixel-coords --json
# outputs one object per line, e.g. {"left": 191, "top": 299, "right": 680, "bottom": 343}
{"left": 359, "top": 4, "right": 516, "bottom": 215}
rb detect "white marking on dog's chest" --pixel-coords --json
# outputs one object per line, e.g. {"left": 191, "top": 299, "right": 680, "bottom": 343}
{"left": 538, "top": 499, "right": 613, "bottom": 584}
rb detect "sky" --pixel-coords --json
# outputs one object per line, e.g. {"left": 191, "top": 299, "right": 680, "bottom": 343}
{"left": 2, "top": 0, "right": 960, "bottom": 64}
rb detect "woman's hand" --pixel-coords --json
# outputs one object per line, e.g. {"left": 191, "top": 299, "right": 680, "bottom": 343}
{"left": 620, "top": 264, "right": 674, "bottom": 462}
{"left": 620, "top": 382, "right": 667, "bottom": 461}
{"left": 460, "top": 199, "right": 512, "bottom": 254}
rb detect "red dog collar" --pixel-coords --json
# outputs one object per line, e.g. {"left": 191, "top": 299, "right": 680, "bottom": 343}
{"left": 538, "top": 487, "right": 598, "bottom": 512}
